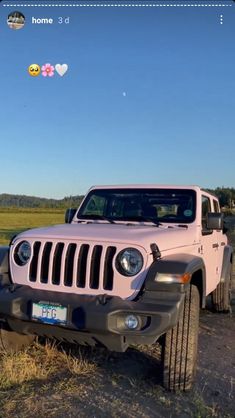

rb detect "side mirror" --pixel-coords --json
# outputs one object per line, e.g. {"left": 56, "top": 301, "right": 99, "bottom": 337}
{"left": 65, "top": 208, "right": 77, "bottom": 224}
{"left": 206, "top": 212, "right": 223, "bottom": 230}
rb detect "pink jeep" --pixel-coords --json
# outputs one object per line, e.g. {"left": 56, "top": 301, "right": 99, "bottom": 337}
{"left": 0, "top": 185, "right": 233, "bottom": 390}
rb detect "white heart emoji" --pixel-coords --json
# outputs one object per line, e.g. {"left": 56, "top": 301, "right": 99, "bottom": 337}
{"left": 55, "top": 64, "right": 68, "bottom": 77}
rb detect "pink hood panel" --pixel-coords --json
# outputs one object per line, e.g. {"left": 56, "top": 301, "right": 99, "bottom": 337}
{"left": 14, "top": 223, "right": 196, "bottom": 253}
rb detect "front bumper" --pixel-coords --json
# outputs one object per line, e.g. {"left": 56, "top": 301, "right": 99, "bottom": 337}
{"left": 0, "top": 284, "right": 185, "bottom": 352}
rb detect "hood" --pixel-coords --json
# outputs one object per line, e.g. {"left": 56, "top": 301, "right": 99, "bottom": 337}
{"left": 14, "top": 222, "right": 195, "bottom": 253}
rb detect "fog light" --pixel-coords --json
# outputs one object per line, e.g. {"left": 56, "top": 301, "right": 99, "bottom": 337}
{"left": 124, "top": 314, "right": 139, "bottom": 330}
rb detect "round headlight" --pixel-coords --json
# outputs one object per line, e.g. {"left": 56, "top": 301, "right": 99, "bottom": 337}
{"left": 14, "top": 241, "right": 31, "bottom": 266}
{"left": 116, "top": 248, "right": 143, "bottom": 276}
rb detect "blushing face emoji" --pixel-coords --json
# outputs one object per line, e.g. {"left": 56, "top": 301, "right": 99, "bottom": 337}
{"left": 28, "top": 64, "right": 41, "bottom": 77}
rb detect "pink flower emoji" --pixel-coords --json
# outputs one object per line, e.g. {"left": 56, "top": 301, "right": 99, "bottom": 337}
{"left": 41, "top": 63, "right": 54, "bottom": 77}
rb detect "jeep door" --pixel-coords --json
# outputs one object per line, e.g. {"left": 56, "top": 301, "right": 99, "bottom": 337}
{"left": 200, "top": 195, "right": 220, "bottom": 295}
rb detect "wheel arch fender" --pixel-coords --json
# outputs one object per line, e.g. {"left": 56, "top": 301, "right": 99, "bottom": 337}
{"left": 220, "top": 245, "right": 233, "bottom": 284}
{"left": 145, "top": 253, "right": 206, "bottom": 308}
{"left": 0, "top": 246, "right": 11, "bottom": 287}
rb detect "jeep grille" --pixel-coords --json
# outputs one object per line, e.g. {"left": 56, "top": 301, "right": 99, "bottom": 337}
{"left": 29, "top": 241, "right": 116, "bottom": 291}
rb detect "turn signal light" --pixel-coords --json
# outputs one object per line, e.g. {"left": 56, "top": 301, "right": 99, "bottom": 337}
{"left": 155, "top": 272, "right": 191, "bottom": 284}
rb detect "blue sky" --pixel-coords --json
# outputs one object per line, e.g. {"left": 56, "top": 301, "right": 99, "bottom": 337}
{"left": 0, "top": 1, "right": 235, "bottom": 198}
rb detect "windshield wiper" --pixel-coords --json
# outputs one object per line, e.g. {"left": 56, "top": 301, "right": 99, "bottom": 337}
{"left": 77, "top": 215, "right": 116, "bottom": 224}
{"left": 176, "top": 224, "right": 188, "bottom": 229}
{"left": 124, "top": 216, "right": 161, "bottom": 226}
{"left": 167, "top": 224, "right": 188, "bottom": 229}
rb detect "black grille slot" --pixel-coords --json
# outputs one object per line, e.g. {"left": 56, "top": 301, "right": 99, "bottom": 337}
{"left": 29, "top": 241, "right": 41, "bottom": 282}
{"left": 76, "top": 244, "right": 89, "bottom": 288}
{"left": 64, "top": 244, "right": 76, "bottom": 287}
{"left": 52, "top": 243, "right": 64, "bottom": 285}
{"left": 103, "top": 246, "right": 116, "bottom": 290}
{"left": 89, "top": 245, "right": 102, "bottom": 289}
{"left": 40, "top": 242, "right": 52, "bottom": 283}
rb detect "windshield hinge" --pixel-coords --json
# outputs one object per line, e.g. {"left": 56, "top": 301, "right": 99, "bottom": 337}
{"left": 150, "top": 243, "right": 161, "bottom": 261}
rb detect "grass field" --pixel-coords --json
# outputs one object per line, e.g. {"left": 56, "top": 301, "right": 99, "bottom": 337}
{"left": 0, "top": 209, "right": 64, "bottom": 245}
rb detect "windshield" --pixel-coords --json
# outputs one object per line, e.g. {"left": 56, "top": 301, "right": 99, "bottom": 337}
{"left": 77, "top": 189, "right": 196, "bottom": 224}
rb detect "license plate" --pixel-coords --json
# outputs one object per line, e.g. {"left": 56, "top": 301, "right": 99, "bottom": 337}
{"left": 32, "top": 302, "right": 67, "bottom": 325}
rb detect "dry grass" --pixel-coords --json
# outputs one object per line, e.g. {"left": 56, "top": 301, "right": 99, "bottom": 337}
{"left": 0, "top": 341, "right": 99, "bottom": 417}
{"left": 0, "top": 341, "right": 97, "bottom": 390}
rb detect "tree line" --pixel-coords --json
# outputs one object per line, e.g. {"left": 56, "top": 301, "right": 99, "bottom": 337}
{"left": 207, "top": 187, "right": 235, "bottom": 208}
{"left": 0, "top": 193, "right": 84, "bottom": 209}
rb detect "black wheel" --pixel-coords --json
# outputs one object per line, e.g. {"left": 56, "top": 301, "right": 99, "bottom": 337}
{"left": 161, "top": 284, "right": 200, "bottom": 391}
{"left": 211, "top": 265, "right": 232, "bottom": 313}
{"left": 0, "top": 322, "right": 34, "bottom": 352}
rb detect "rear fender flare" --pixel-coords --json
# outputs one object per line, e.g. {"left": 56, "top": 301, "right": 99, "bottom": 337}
{"left": 220, "top": 245, "right": 233, "bottom": 283}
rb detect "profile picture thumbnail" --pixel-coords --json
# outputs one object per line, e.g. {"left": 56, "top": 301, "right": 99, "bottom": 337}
{"left": 7, "top": 11, "right": 25, "bottom": 30}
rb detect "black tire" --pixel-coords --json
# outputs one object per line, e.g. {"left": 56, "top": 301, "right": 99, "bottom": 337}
{"left": 211, "top": 266, "right": 232, "bottom": 313}
{"left": 0, "top": 322, "right": 34, "bottom": 352}
{"left": 161, "top": 284, "right": 200, "bottom": 391}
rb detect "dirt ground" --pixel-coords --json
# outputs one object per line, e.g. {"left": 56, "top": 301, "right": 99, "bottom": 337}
{"left": 0, "top": 290, "right": 234, "bottom": 418}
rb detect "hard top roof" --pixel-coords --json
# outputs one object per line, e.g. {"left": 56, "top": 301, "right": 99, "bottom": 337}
{"left": 89, "top": 184, "right": 202, "bottom": 192}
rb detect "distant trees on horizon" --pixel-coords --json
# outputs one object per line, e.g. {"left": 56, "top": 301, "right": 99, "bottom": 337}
{"left": 207, "top": 187, "right": 235, "bottom": 209}
{"left": 0, "top": 193, "right": 84, "bottom": 209}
